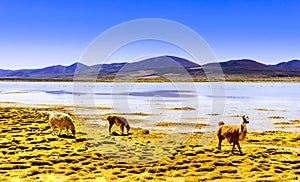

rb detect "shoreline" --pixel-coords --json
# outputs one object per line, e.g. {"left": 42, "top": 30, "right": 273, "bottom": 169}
{"left": 1, "top": 102, "right": 300, "bottom": 133}
{"left": 1, "top": 77, "right": 300, "bottom": 82}
{"left": 0, "top": 106, "right": 299, "bottom": 181}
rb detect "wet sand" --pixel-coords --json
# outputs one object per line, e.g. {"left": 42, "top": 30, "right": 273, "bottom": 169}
{"left": 0, "top": 107, "right": 299, "bottom": 181}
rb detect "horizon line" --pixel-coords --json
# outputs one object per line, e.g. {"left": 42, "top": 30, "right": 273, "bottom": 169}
{"left": 1, "top": 55, "right": 299, "bottom": 71}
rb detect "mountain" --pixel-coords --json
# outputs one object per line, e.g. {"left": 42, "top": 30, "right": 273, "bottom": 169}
{"left": 0, "top": 69, "right": 13, "bottom": 77}
{"left": 90, "top": 56, "right": 201, "bottom": 80}
{"left": 205, "top": 59, "right": 271, "bottom": 70}
{"left": 204, "top": 59, "right": 272, "bottom": 77}
{"left": 275, "top": 60, "right": 300, "bottom": 70}
{"left": 75, "top": 56, "right": 201, "bottom": 80}
{"left": 1, "top": 62, "right": 89, "bottom": 78}
{"left": 102, "top": 56, "right": 199, "bottom": 72}
{"left": 0, "top": 56, "right": 300, "bottom": 80}
{"left": 202, "top": 59, "right": 300, "bottom": 78}
{"left": 220, "top": 59, "right": 269, "bottom": 69}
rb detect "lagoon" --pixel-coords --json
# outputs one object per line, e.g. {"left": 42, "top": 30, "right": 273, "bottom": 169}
{"left": 0, "top": 81, "right": 299, "bottom": 132}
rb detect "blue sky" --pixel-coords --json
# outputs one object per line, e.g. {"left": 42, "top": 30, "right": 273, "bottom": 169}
{"left": 0, "top": 0, "right": 300, "bottom": 69}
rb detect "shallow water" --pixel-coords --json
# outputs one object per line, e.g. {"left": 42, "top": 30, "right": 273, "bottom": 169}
{"left": 0, "top": 81, "right": 299, "bottom": 132}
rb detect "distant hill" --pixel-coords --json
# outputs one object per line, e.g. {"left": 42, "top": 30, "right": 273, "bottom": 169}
{"left": 203, "top": 59, "right": 300, "bottom": 78}
{"left": 0, "top": 56, "right": 300, "bottom": 80}
{"left": 1, "top": 62, "right": 89, "bottom": 79}
{"left": 124, "top": 56, "right": 196, "bottom": 71}
{"left": 0, "top": 69, "right": 13, "bottom": 77}
{"left": 219, "top": 59, "right": 269, "bottom": 69}
{"left": 275, "top": 60, "right": 300, "bottom": 70}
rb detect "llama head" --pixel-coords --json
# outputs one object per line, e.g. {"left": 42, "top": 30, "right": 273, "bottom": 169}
{"left": 242, "top": 115, "right": 249, "bottom": 124}
{"left": 218, "top": 121, "right": 225, "bottom": 126}
{"left": 69, "top": 124, "right": 76, "bottom": 136}
{"left": 71, "top": 127, "right": 76, "bottom": 136}
{"left": 125, "top": 125, "right": 130, "bottom": 133}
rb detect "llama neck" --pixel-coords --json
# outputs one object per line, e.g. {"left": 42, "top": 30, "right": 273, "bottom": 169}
{"left": 240, "top": 123, "right": 247, "bottom": 133}
{"left": 239, "top": 122, "right": 247, "bottom": 140}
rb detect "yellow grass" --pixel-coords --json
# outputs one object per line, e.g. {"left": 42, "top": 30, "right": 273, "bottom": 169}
{"left": 0, "top": 107, "right": 299, "bottom": 181}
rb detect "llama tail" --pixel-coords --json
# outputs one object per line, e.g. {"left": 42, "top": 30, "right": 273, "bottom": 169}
{"left": 218, "top": 121, "right": 225, "bottom": 126}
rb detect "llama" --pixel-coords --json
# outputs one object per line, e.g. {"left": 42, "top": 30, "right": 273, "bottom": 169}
{"left": 107, "top": 115, "right": 130, "bottom": 135}
{"left": 49, "top": 112, "right": 76, "bottom": 136}
{"left": 216, "top": 115, "right": 249, "bottom": 154}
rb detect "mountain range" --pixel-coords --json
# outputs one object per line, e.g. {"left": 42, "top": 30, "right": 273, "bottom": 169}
{"left": 1, "top": 55, "right": 300, "bottom": 80}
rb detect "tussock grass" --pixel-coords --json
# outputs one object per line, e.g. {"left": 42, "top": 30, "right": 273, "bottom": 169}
{"left": 0, "top": 107, "right": 300, "bottom": 181}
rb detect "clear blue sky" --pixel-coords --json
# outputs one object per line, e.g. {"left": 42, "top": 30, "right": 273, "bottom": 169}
{"left": 1, "top": 0, "right": 300, "bottom": 69}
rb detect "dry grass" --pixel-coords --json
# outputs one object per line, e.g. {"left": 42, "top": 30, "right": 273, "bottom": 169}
{"left": 254, "top": 108, "right": 276, "bottom": 112}
{"left": 155, "top": 122, "right": 210, "bottom": 129}
{"left": 160, "top": 107, "right": 196, "bottom": 111}
{"left": 0, "top": 107, "right": 299, "bottom": 181}
{"left": 274, "top": 120, "right": 300, "bottom": 128}
{"left": 268, "top": 116, "right": 285, "bottom": 119}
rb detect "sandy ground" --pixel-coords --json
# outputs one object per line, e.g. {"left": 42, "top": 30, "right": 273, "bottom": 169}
{"left": 0, "top": 107, "right": 299, "bottom": 181}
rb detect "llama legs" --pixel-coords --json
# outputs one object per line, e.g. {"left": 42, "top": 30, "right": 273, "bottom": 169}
{"left": 236, "top": 141, "right": 243, "bottom": 154}
{"left": 218, "top": 139, "right": 223, "bottom": 151}
{"left": 232, "top": 142, "right": 236, "bottom": 153}
{"left": 232, "top": 141, "right": 243, "bottom": 154}
{"left": 120, "top": 124, "right": 124, "bottom": 135}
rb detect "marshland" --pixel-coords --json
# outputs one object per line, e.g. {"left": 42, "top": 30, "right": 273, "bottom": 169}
{"left": 0, "top": 81, "right": 299, "bottom": 181}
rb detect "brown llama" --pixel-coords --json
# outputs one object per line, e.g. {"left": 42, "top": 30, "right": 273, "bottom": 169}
{"left": 216, "top": 115, "right": 249, "bottom": 154}
{"left": 49, "top": 112, "right": 76, "bottom": 136}
{"left": 107, "top": 115, "right": 130, "bottom": 135}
